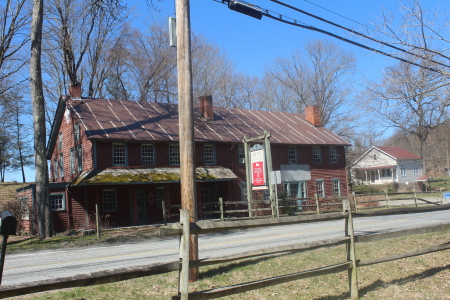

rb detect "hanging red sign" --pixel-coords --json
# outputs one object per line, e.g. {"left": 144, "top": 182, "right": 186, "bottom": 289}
{"left": 251, "top": 148, "right": 266, "bottom": 189}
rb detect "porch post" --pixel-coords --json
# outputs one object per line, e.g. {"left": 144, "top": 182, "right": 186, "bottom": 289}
{"left": 132, "top": 186, "right": 138, "bottom": 226}
{"left": 377, "top": 169, "right": 381, "bottom": 183}
{"left": 364, "top": 170, "right": 367, "bottom": 183}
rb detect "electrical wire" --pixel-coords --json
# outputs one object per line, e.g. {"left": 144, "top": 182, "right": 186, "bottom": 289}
{"left": 270, "top": 0, "right": 450, "bottom": 70}
{"left": 214, "top": 0, "right": 447, "bottom": 75}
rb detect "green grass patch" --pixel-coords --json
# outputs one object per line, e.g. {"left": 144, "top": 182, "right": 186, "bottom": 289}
{"left": 14, "top": 229, "right": 450, "bottom": 299}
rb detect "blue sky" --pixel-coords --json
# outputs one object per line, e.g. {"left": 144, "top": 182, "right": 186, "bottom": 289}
{"left": 6, "top": 0, "right": 449, "bottom": 182}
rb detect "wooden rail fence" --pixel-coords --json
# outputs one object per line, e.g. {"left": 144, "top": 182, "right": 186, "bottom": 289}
{"left": 1, "top": 203, "right": 449, "bottom": 299}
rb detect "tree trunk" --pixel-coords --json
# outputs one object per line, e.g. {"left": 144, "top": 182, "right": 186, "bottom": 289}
{"left": 30, "top": 0, "right": 53, "bottom": 238}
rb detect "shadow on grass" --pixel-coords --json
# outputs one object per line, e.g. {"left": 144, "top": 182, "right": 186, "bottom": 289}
{"left": 313, "top": 264, "right": 450, "bottom": 300}
{"left": 199, "top": 256, "right": 273, "bottom": 279}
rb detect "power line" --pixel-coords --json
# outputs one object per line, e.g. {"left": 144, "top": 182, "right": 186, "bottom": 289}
{"left": 270, "top": 0, "right": 450, "bottom": 70}
{"left": 214, "top": 0, "right": 448, "bottom": 75}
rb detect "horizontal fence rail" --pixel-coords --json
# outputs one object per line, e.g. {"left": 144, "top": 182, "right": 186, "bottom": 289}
{"left": 1, "top": 202, "right": 449, "bottom": 299}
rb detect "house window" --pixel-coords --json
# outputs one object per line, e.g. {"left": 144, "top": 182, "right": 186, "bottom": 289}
{"left": 19, "top": 197, "right": 29, "bottom": 220}
{"left": 70, "top": 148, "right": 75, "bottom": 174}
{"left": 240, "top": 183, "right": 248, "bottom": 201}
{"left": 373, "top": 154, "right": 377, "bottom": 160}
{"left": 238, "top": 145, "right": 245, "bottom": 164}
{"left": 313, "top": 146, "right": 321, "bottom": 163}
{"left": 76, "top": 144, "right": 83, "bottom": 172}
{"left": 113, "top": 143, "right": 126, "bottom": 166}
{"left": 332, "top": 179, "right": 341, "bottom": 196}
{"left": 53, "top": 158, "right": 58, "bottom": 179}
{"left": 169, "top": 144, "right": 180, "bottom": 165}
{"left": 58, "top": 132, "right": 63, "bottom": 150}
{"left": 329, "top": 146, "right": 337, "bottom": 163}
{"left": 316, "top": 180, "right": 324, "bottom": 198}
{"left": 49, "top": 193, "right": 66, "bottom": 211}
{"left": 414, "top": 168, "right": 420, "bottom": 175}
{"left": 381, "top": 169, "right": 392, "bottom": 177}
{"left": 102, "top": 189, "right": 118, "bottom": 212}
{"left": 74, "top": 122, "right": 80, "bottom": 142}
{"left": 204, "top": 145, "right": 216, "bottom": 165}
{"left": 59, "top": 153, "right": 64, "bottom": 178}
{"left": 401, "top": 168, "right": 406, "bottom": 176}
{"left": 142, "top": 144, "right": 155, "bottom": 166}
{"left": 288, "top": 146, "right": 297, "bottom": 164}
{"left": 156, "top": 187, "right": 165, "bottom": 209}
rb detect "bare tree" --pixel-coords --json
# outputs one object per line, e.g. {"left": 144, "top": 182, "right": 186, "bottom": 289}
{"left": 260, "top": 39, "right": 357, "bottom": 137}
{"left": 31, "top": 0, "right": 53, "bottom": 238}
{"left": 42, "top": 0, "right": 126, "bottom": 122}
{"left": 0, "top": 0, "right": 30, "bottom": 89}
{"left": 363, "top": 59, "right": 450, "bottom": 172}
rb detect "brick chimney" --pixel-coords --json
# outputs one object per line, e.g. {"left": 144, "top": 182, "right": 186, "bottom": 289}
{"left": 199, "top": 95, "right": 214, "bottom": 120}
{"left": 305, "top": 105, "right": 321, "bottom": 127}
{"left": 68, "top": 84, "right": 82, "bottom": 99}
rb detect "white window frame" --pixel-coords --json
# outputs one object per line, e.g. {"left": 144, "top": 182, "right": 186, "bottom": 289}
{"left": 381, "top": 168, "right": 392, "bottom": 177}
{"left": 238, "top": 145, "right": 245, "bottom": 164}
{"left": 414, "top": 168, "right": 420, "bottom": 176}
{"left": 332, "top": 178, "right": 341, "bottom": 196}
{"left": 313, "top": 146, "right": 321, "bottom": 164}
{"left": 19, "top": 197, "right": 30, "bottom": 220}
{"left": 58, "top": 132, "right": 63, "bottom": 150}
{"left": 102, "top": 189, "right": 118, "bottom": 212}
{"left": 76, "top": 144, "right": 83, "bottom": 172}
{"left": 316, "top": 180, "right": 324, "bottom": 198}
{"left": 59, "top": 153, "right": 64, "bottom": 178}
{"left": 49, "top": 193, "right": 66, "bottom": 211}
{"left": 141, "top": 144, "right": 155, "bottom": 166}
{"left": 169, "top": 144, "right": 180, "bottom": 166}
{"left": 329, "top": 146, "right": 338, "bottom": 164}
{"left": 70, "top": 147, "right": 75, "bottom": 174}
{"left": 203, "top": 144, "right": 216, "bottom": 165}
{"left": 53, "top": 158, "right": 58, "bottom": 179}
{"left": 401, "top": 168, "right": 406, "bottom": 176}
{"left": 240, "top": 182, "right": 248, "bottom": 202}
{"left": 74, "top": 122, "right": 80, "bottom": 142}
{"left": 112, "top": 143, "right": 127, "bottom": 166}
{"left": 288, "top": 146, "right": 297, "bottom": 164}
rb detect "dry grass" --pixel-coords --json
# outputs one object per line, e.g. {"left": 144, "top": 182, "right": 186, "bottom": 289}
{"left": 10, "top": 230, "right": 450, "bottom": 299}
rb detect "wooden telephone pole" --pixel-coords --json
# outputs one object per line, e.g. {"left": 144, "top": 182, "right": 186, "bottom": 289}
{"left": 175, "top": 0, "right": 198, "bottom": 281}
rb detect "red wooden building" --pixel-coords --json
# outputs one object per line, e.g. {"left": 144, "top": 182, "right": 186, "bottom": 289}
{"left": 18, "top": 89, "right": 350, "bottom": 232}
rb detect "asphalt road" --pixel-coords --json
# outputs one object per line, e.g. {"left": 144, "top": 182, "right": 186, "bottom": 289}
{"left": 2, "top": 210, "right": 450, "bottom": 286}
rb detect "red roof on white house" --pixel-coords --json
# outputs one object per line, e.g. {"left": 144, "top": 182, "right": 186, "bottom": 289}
{"left": 375, "top": 147, "right": 421, "bottom": 160}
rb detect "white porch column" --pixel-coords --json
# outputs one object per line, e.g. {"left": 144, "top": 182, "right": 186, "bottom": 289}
{"left": 377, "top": 169, "right": 381, "bottom": 183}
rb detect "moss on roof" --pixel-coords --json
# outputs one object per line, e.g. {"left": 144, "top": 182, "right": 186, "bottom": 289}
{"left": 81, "top": 171, "right": 216, "bottom": 184}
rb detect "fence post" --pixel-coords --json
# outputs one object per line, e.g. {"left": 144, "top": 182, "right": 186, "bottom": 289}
{"left": 95, "top": 204, "right": 100, "bottom": 239}
{"left": 352, "top": 192, "right": 358, "bottom": 212}
{"left": 178, "top": 209, "right": 190, "bottom": 300}
{"left": 219, "top": 197, "right": 224, "bottom": 222}
{"left": 414, "top": 189, "right": 418, "bottom": 207}
{"left": 343, "top": 199, "right": 359, "bottom": 299}
{"left": 315, "top": 193, "right": 320, "bottom": 214}
{"left": 384, "top": 190, "right": 390, "bottom": 209}
{"left": 162, "top": 199, "right": 167, "bottom": 225}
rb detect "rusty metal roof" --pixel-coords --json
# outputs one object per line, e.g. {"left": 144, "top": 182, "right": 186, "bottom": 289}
{"left": 67, "top": 97, "right": 350, "bottom": 145}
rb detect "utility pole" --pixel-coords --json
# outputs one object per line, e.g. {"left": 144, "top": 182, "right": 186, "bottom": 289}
{"left": 175, "top": 0, "right": 198, "bottom": 281}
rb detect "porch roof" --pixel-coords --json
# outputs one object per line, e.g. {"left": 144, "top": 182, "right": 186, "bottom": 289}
{"left": 354, "top": 165, "right": 397, "bottom": 171}
{"left": 69, "top": 167, "right": 238, "bottom": 186}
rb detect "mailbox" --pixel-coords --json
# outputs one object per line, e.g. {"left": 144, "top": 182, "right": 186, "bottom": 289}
{"left": 0, "top": 211, "right": 17, "bottom": 236}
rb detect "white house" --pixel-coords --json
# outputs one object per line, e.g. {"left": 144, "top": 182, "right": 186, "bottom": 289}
{"left": 351, "top": 146, "right": 424, "bottom": 185}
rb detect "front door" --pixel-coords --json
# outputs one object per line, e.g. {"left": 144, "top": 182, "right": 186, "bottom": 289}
{"left": 136, "top": 190, "right": 146, "bottom": 225}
